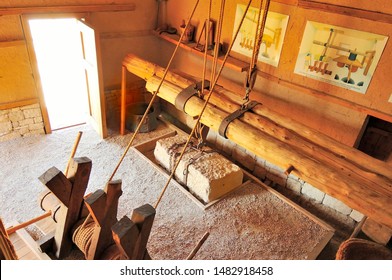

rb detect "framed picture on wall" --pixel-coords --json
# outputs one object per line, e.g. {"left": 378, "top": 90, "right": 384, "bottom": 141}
{"left": 294, "top": 21, "right": 388, "bottom": 94}
{"left": 231, "top": 4, "right": 289, "bottom": 67}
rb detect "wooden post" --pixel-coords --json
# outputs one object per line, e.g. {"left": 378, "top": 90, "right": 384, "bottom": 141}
{"left": 39, "top": 157, "right": 92, "bottom": 259}
{"left": 112, "top": 216, "right": 140, "bottom": 259}
{"left": 121, "top": 65, "right": 127, "bottom": 135}
{"left": 131, "top": 204, "right": 155, "bottom": 260}
{"left": 0, "top": 218, "right": 17, "bottom": 260}
{"left": 84, "top": 180, "right": 123, "bottom": 260}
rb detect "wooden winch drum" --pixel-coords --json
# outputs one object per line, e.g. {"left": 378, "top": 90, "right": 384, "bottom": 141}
{"left": 126, "top": 102, "right": 158, "bottom": 133}
{"left": 336, "top": 238, "right": 392, "bottom": 260}
{"left": 38, "top": 190, "right": 61, "bottom": 223}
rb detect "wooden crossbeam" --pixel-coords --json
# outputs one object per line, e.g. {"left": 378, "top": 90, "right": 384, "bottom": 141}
{"left": 0, "top": 4, "right": 136, "bottom": 16}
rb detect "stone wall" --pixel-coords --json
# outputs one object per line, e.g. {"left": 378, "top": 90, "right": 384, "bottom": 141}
{"left": 0, "top": 103, "right": 45, "bottom": 142}
{"left": 206, "top": 129, "right": 365, "bottom": 223}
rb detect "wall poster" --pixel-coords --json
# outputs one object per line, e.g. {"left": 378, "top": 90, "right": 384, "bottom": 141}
{"left": 294, "top": 21, "right": 388, "bottom": 94}
{"left": 232, "top": 4, "right": 289, "bottom": 67}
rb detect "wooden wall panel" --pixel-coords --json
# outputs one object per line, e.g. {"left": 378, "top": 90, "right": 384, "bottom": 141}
{"left": 0, "top": 44, "right": 38, "bottom": 105}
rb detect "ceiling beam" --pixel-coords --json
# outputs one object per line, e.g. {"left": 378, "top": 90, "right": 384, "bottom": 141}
{"left": 0, "top": 4, "right": 136, "bottom": 16}
{"left": 298, "top": 0, "right": 392, "bottom": 24}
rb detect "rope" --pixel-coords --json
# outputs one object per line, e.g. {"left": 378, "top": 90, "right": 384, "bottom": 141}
{"left": 182, "top": 148, "right": 217, "bottom": 187}
{"left": 72, "top": 219, "right": 95, "bottom": 256}
{"left": 210, "top": 0, "right": 226, "bottom": 84}
{"left": 244, "top": 0, "right": 270, "bottom": 104}
{"left": 108, "top": 0, "right": 200, "bottom": 183}
{"left": 154, "top": 0, "right": 254, "bottom": 209}
{"left": 200, "top": 0, "right": 212, "bottom": 98}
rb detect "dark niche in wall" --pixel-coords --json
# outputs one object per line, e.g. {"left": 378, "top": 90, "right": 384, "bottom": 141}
{"left": 357, "top": 116, "right": 392, "bottom": 163}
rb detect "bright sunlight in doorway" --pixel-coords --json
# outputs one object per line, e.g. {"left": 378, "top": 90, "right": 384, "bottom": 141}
{"left": 29, "top": 18, "right": 89, "bottom": 130}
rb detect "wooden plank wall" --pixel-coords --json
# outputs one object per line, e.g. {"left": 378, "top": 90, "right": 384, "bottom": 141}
{"left": 0, "top": 15, "right": 38, "bottom": 108}
{"left": 163, "top": 0, "right": 392, "bottom": 146}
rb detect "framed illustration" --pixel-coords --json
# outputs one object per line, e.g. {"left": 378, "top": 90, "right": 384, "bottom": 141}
{"left": 232, "top": 4, "right": 289, "bottom": 67}
{"left": 294, "top": 21, "right": 388, "bottom": 94}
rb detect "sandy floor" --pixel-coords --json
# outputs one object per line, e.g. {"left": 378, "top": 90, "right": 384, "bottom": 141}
{"left": 0, "top": 121, "right": 348, "bottom": 259}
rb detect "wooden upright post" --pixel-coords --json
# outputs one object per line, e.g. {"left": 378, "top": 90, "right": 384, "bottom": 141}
{"left": 121, "top": 65, "right": 127, "bottom": 135}
{"left": 84, "top": 180, "right": 123, "bottom": 260}
{"left": 39, "top": 157, "right": 92, "bottom": 259}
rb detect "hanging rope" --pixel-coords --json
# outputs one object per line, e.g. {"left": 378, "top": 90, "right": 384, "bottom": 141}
{"left": 108, "top": 0, "right": 200, "bottom": 183}
{"left": 154, "top": 0, "right": 254, "bottom": 209}
{"left": 194, "top": 0, "right": 212, "bottom": 148}
{"left": 210, "top": 0, "right": 226, "bottom": 84}
{"left": 243, "top": 0, "right": 270, "bottom": 105}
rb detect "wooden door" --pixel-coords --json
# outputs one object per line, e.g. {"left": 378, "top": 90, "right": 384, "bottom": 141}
{"left": 78, "top": 19, "right": 107, "bottom": 138}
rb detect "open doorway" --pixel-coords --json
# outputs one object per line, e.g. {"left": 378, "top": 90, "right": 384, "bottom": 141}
{"left": 28, "top": 18, "right": 89, "bottom": 130}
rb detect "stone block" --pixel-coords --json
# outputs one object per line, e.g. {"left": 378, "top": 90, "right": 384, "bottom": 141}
{"left": 301, "top": 182, "right": 325, "bottom": 203}
{"left": 286, "top": 177, "right": 303, "bottom": 194}
{"left": 29, "top": 122, "right": 44, "bottom": 131}
{"left": 9, "top": 110, "right": 24, "bottom": 122}
{"left": 350, "top": 209, "right": 365, "bottom": 222}
{"left": 34, "top": 116, "right": 43, "bottom": 123}
{"left": 15, "top": 125, "right": 30, "bottom": 135}
{"left": 0, "top": 121, "right": 12, "bottom": 135}
{"left": 206, "top": 129, "right": 217, "bottom": 145}
{"left": 215, "top": 134, "right": 225, "bottom": 150}
{"left": 18, "top": 118, "right": 35, "bottom": 127}
{"left": 154, "top": 134, "right": 243, "bottom": 203}
{"left": 23, "top": 108, "right": 41, "bottom": 118}
{"left": 232, "top": 145, "right": 255, "bottom": 171}
{"left": 0, "top": 112, "right": 9, "bottom": 122}
{"left": 222, "top": 138, "right": 236, "bottom": 156}
{"left": 322, "top": 194, "right": 352, "bottom": 215}
{"left": 253, "top": 164, "right": 267, "bottom": 180}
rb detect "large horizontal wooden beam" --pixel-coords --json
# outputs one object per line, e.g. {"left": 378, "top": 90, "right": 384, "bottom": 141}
{"left": 0, "top": 4, "right": 135, "bottom": 16}
{"left": 123, "top": 53, "right": 392, "bottom": 229}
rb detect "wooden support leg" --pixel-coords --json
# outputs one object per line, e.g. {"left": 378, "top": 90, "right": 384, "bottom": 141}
{"left": 131, "top": 204, "right": 156, "bottom": 260}
{"left": 84, "top": 180, "right": 123, "bottom": 260}
{"left": 112, "top": 216, "right": 140, "bottom": 259}
{"left": 39, "top": 157, "right": 92, "bottom": 259}
{"left": 121, "top": 65, "right": 127, "bottom": 135}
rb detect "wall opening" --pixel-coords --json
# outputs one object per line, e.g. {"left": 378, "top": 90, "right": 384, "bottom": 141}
{"left": 29, "top": 18, "right": 89, "bottom": 130}
{"left": 357, "top": 116, "right": 392, "bottom": 163}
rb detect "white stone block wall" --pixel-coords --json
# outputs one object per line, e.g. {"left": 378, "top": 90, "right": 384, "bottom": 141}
{"left": 205, "top": 129, "right": 364, "bottom": 220}
{"left": 0, "top": 103, "right": 45, "bottom": 142}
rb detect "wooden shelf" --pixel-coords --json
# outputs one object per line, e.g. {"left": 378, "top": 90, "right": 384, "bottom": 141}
{"left": 153, "top": 31, "right": 249, "bottom": 73}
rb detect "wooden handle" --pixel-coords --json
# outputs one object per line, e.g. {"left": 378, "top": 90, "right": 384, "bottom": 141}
{"left": 64, "top": 131, "right": 83, "bottom": 176}
{"left": 6, "top": 211, "right": 52, "bottom": 235}
{"left": 186, "top": 231, "right": 209, "bottom": 260}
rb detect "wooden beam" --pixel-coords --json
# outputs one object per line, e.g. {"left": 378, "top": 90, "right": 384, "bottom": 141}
{"left": 298, "top": 0, "right": 392, "bottom": 24}
{"left": 122, "top": 54, "right": 392, "bottom": 229}
{"left": 0, "top": 98, "right": 39, "bottom": 110}
{"left": 0, "top": 4, "right": 136, "bottom": 16}
{"left": 0, "top": 40, "right": 25, "bottom": 48}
